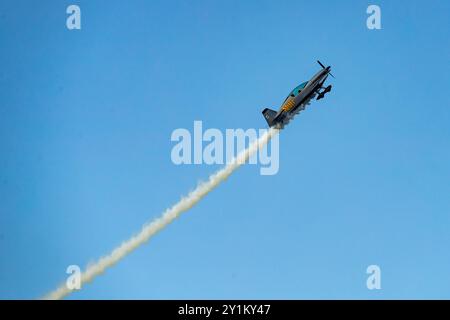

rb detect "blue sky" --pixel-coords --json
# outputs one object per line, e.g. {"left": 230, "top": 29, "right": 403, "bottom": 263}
{"left": 0, "top": 0, "right": 449, "bottom": 299}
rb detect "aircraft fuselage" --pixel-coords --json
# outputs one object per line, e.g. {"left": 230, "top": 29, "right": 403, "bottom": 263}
{"left": 262, "top": 62, "right": 333, "bottom": 128}
{"left": 274, "top": 68, "right": 330, "bottom": 127}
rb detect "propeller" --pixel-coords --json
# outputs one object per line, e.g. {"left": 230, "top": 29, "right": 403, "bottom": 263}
{"left": 317, "top": 60, "right": 326, "bottom": 69}
{"left": 317, "top": 60, "right": 335, "bottom": 78}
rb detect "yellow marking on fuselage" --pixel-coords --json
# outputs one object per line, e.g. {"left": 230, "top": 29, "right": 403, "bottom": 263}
{"left": 281, "top": 98, "right": 295, "bottom": 112}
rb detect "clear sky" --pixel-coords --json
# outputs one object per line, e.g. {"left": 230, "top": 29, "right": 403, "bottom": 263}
{"left": 0, "top": 0, "right": 449, "bottom": 299}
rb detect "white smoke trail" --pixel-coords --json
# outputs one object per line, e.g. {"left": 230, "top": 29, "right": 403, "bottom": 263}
{"left": 44, "top": 127, "right": 279, "bottom": 300}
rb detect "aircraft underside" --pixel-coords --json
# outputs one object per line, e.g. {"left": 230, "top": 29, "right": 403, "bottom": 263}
{"left": 275, "top": 93, "right": 317, "bottom": 129}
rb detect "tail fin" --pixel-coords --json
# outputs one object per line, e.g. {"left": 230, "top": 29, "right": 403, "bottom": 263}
{"left": 262, "top": 108, "right": 277, "bottom": 127}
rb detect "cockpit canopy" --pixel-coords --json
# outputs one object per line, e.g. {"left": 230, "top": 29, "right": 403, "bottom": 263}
{"left": 285, "top": 81, "right": 308, "bottom": 101}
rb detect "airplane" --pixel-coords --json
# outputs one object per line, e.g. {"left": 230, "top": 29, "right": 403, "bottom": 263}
{"left": 262, "top": 60, "right": 334, "bottom": 129}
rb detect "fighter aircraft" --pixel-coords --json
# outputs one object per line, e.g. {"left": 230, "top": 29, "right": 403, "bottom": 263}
{"left": 262, "top": 61, "right": 334, "bottom": 128}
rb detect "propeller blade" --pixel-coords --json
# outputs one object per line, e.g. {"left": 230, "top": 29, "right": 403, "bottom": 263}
{"left": 317, "top": 60, "right": 326, "bottom": 69}
{"left": 318, "top": 60, "right": 335, "bottom": 78}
